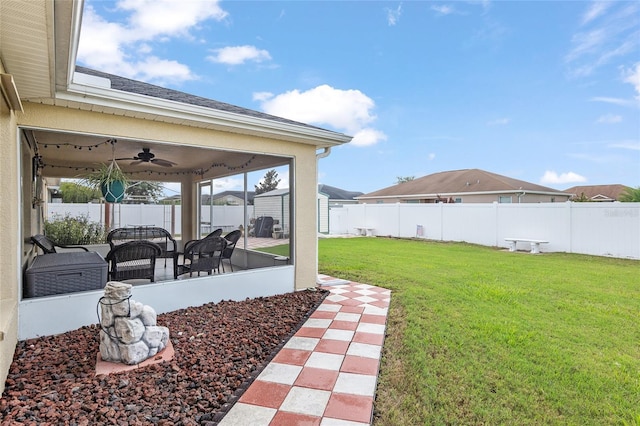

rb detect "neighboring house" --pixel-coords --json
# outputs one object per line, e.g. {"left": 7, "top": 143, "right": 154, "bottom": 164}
{"left": 0, "top": 1, "right": 351, "bottom": 393}
{"left": 357, "top": 169, "right": 571, "bottom": 204}
{"left": 318, "top": 184, "right": 363, "bottom": 207}
{"left": 564, "top": 184, "right": 631, "bottom": 202}
{"left": 203, "top": 191, "right": 256, "bottom": 206}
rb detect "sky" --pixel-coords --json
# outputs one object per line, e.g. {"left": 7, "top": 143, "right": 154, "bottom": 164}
{"left": 76, "top": 0, "right": 640, "bottom": 195}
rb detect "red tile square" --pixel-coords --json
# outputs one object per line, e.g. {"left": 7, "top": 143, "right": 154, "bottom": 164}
{"left": 360, "top": 314, "right": 387, "bottom": 324}
{"left": 353, "top": 331, "right": 385, "bottom": 345}
{"left": 339, "top": 306, "right": 365, "bottom": 314}
{"left": 337, "top": 298, "right": 366, "bottom": 307}
{"left": 338, "top": 291, "right": 361, "bottom": 299}
{"left": 324, "top": 393, "right": 373, "bottom": 423}
{"left": 270, "top": 410, "right": 321, "bottom": 425}
{"left": 369, "top": 299, "right": 390, "bottom": 308}
{"left": 295, "top": 327, "right": 326, "bottom": 338}
{"left": 310, "top": 310, "right": 337, "bottom": 319}
{"left": 329, "top": 320, "right": 358, "bottom": 331}
{"left": 272, "top": 349, "right": 312, "bottom": 366}
{"left": 294, "top": 367, "right": 339, "bottom": 391}
{"left": 341, "top": 355, "right": 379, "bottom": 375}
{"left": 239, "top": 380, "right": 291, "bottom": 408}
{"left": 315, "top": 339, "right": 350, "bottom": 355}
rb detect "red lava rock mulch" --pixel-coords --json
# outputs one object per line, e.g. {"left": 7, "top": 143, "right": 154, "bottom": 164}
{"left": 0, "top": 289, "right": 328, "bottom": 425}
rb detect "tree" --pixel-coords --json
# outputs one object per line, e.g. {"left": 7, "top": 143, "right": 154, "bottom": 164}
{"left": 619, "top": 186, "right": 640, "bottom": 202}
{"left": 59, "top": 181, "right": 100, "bottom": 203}
{"left": 571, "top": 192, "right": 591, "bottom": 202}
{"left": 126, "top": 181, "right": 164, "bottom": 203}
{"left": 396, "top": 176, "right": 415, "bottom": 184}
{"left": 255, "top": 169, "right": 281, "bottom": 195}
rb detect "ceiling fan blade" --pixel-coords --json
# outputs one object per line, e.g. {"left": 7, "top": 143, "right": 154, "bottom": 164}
{"left": 151, "top": 158, "right": 176, "bottom": 167}
{"left": 115, "top": 157, "right": 136, "bottom": 161}
{"left": 129, "top": 160, "right": 144, "bottom": 166}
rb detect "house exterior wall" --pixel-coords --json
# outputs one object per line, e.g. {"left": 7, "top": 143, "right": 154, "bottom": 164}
{"left": 0, "top": 78, "right": 20, "bottom": 393}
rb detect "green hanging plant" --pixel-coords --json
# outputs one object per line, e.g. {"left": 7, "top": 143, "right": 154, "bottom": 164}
{"left": 82, "top": 161, "right": 129, "bottom": 203}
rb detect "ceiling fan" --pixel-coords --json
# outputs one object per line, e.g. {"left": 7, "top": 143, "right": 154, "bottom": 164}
{"left": 117, "top": 148, "right": 176, "bottom": 167}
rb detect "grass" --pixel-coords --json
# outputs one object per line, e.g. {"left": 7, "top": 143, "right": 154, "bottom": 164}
{"left": 315, "top": 237, "right": 640, "bottom": 425}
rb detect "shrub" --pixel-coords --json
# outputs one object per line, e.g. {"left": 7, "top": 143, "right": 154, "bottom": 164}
{"left": 44, "top": 213, "right": 106, "bottom": 245}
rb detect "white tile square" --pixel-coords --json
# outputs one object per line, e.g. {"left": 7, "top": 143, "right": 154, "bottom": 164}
{"left": 284, "top": 336, "right": 319, "bottom": 351}
{"left": 257, "top": 362, "right": 302, "bottom": 385}
{"left": 218, "top": 403, "right": 276, "bottom": 426}
{"left": 334, "top": 312, "right": 361, "bottom": 322}
{"left": 353, "top": 289, "right": 377, "bottom": 296}
{"left": 305, "top": 351, "right": 344, "bottom": 371}
{"left": 333, "top": 372, "right": 377, "bottom": 397}
{"left": 328, "top": 288, "right": 350, "bottom": 295}
{"left": 356, "top": 323, "right": 385, "bottom": 335}
{"left": 347, "top": 342, "right": 381, "bottom": 360}
{"left": 354, "top": 284, "right": 375, "bottom": 289}
{"left": 354, "top": 295, "right": 378, "bottom": 304}
{"left": 316, "top": 304, "right": 341, "bottom": 312}
{"left": 326, "top": 294, "right": 348, "bottom": 303}
{"left": 322, "top": 329, "right": 355, "bottom": 341}
{"left": 304, "top": 318, "right": 332, "bottom": 328}
{"left": 362, "top": 306, "right": 388, "bottom": 316}
{"left": 280, "top": 386, "right": 332, "bottom": 417}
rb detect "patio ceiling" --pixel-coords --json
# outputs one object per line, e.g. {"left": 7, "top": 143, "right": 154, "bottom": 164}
{"left": 26, "top": 128, "right": 289, "bottom": 182}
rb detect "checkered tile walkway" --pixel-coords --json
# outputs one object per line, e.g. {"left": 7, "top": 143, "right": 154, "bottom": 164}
{"left": 218, "top": 276, "right": 391, "bottom": 426}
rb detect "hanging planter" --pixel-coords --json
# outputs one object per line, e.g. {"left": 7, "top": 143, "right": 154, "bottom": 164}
{"left": 83, "top": 161, "right": 129, "bottom": 203}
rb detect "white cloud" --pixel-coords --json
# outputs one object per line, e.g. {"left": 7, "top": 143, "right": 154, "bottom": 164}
{"left": 431, "top": 5, "right": 454, "bottom": 15}
{"left": 207, "top": 45, "right": 272, "bottom": 65}
{"left": 565, "top": 2, "right": 639, "bottom": 78}
{"left": 589, "top": 96, "right": 636, "bottom": 107}
{"left": 77, "top": 0, "right": 228, "bottom": 83}
{"left": 596, "top": 114, "right": 622, "bottom": 124}
{"left": 609, "top": 140, "right": 640, "bottom": 151}
{"left": 487, "top": 117, "right": 510, "bottom": 126}
{"left": 386, "top": 4, "right": 402, "bottom": 26}
{"left": 256, "top": 85, "right": 387, "bottom": 146}
{"left": 581, "top": 1, "right": 611, "bottom": 26}
{"left": 428, "top": 153, "right": 436, "bottom": 161}
{"left": 540, "top": 171, "right": 587, "bottom": 185}
{"left": 622, "top": 62, "right": 640, "bottom": 100}
{"left": 351, "top": 128, "right": 388, "bottom": 147}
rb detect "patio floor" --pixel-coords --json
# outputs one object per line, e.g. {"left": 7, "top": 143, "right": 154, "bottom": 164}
{"left": 218, "top": 275, "right": 391, "bottom": 426}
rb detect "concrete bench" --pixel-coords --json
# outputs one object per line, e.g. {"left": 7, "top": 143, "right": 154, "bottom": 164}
{"left": 505, "top": 238, "right": 549, "bottom": 254}
{"left": 354, "top": 227, "right": 375, "bottom": 237}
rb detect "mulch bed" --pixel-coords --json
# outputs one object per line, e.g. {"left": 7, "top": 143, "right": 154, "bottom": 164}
{"left": 0, "top": 289, "right": 328, "bottom": 425}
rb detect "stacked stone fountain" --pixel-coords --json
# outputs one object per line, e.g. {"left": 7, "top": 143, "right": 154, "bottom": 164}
{"left": 98, "top": 281, "right": 170, "bottom": 365}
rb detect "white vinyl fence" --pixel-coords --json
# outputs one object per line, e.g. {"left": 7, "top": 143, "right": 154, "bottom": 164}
{"left": 330, "top": 202, "right": 640, "bottom": 260}
{"left": 47, "top": 203, "right": 254, "bottom": 236}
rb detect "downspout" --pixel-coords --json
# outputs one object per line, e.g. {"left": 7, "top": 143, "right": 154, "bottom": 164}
{"left": 315, "top": 148, "right": 331, "bottom": 284}
{"left": 517, "top": 191, "right": 526, "bottom": 203}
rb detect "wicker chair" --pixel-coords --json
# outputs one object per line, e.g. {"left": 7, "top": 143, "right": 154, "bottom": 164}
{"left": 173, "top": 236, "right": 226, "bottom": 279}
{"left": 31, "top": 234, "right": 89, "bottom": 254}
{"left": 106, "top": 240, "right": 162, "bottom": 282}
{"left": 181, "top": 228, "right": 223, "bottom": 255}
{"left": 221, "top": 230, "right": 242, "bottom": 272}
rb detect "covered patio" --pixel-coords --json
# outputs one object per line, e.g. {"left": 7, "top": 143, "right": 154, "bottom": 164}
{"left": 1, "top": 0, "right": 351, "bottom": 390}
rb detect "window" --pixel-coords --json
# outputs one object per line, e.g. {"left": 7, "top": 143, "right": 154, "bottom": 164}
{"left": 499, "top": 196, "right": 512, "bottom": 203}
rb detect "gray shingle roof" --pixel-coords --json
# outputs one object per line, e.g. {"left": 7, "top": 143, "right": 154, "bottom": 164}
{"left": 75, "top": 66, "right": 339, "bottom": 133}
{"left": 360, "top": 169, "right": 570, "bottom": 198}
{"left": 318, "top": 184, "right": 363, "bottom": 200}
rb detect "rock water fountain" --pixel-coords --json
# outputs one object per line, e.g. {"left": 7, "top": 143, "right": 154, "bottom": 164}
{"left": 98, "top": 282, "right": 170, "bottom": 365}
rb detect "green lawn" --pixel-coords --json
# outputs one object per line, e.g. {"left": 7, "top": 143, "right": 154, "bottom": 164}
{"left": 316, "top": 238, "right": 640, "bottom": 426}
